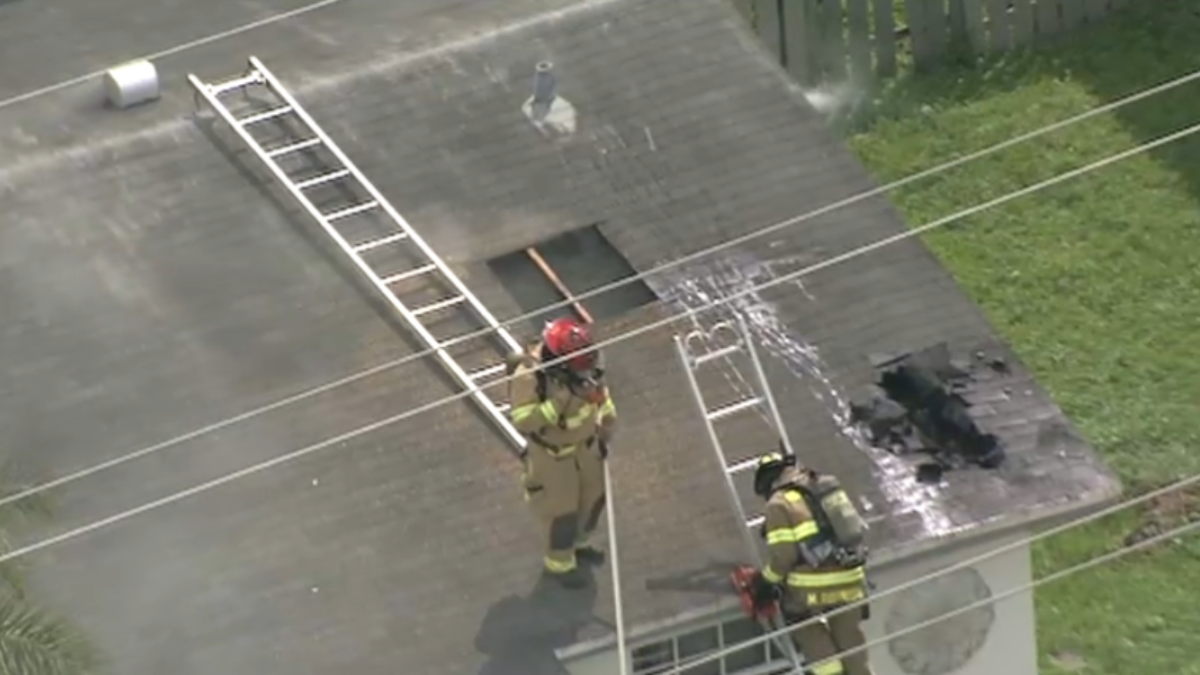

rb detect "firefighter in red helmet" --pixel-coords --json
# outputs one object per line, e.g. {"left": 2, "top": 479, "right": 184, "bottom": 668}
{"left": 506, "top": 317, "right": 617, "bottom": 588}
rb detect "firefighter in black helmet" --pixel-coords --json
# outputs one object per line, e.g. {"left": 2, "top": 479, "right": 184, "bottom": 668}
{"left": 748, "top": 451, "right": 874, "bottom": 675}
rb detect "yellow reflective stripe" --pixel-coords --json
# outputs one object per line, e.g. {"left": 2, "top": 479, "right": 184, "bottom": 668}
{"left": 787, "top": 566, "right": 866, "bottom": 587}
{"left": 511, "top": 403, "right": 540, "bottom": 422}
{"left": 812, "top": 659, "right": 844, "bottom": 675}
{"left": 516, "top": 397, "right": 607, "bottom": 432}
{"left": 765, "top": 521, "right": 820, "bottom": 545}
{"left": 765, "top": 529, "right": 792, "bottom": 545}
{"left": 563, "top": 404, "right": 596, "bottom": 429}
{"left": 796, "top": 521, "right": 820, "bottom": 539}
{"left": 805, "top": 588, "right": 865, "bottom": 606}
{"left": 762, "top": 566, "right": 784, "bottom": 584}
{"left": 599, "top": 398, "right": 616, "bottom": 418}
{"left": 759, "top": 452, "right": 784, "bottom": 466}
{"left": 544, "top": 556, "right": 576, "bottom": 573}
{"left": 512, "top": 400, "right": 560, "bottom": 424}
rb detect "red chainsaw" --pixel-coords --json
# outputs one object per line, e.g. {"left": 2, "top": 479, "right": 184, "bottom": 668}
{"left": 730, "top": 565, "right": 779, "bottom": 621}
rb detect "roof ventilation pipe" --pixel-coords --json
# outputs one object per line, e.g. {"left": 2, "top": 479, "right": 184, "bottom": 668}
{"left": 523, "top": 60, "right": 576, "bottom": 136}
{"left": 532, "top": 61, "right": 556, "bottom": 106}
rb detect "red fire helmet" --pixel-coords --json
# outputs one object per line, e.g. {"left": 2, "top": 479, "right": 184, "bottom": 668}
{"left": 541, "top": 317, "right": 598, "bottom": 373}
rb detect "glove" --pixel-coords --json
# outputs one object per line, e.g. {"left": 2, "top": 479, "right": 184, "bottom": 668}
{"left": 504, "top": 350, "right": 533, "bottom": 375}
{"left": 749, "top": 571, "right": 781, "bottom": 608}
{"left": 587, "top": 384, "right": 608, "bottom": 405}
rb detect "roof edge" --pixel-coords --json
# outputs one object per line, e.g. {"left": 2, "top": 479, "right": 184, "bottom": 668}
{"left": 556, "top": 478, "right": 1121, "bottom": 663}
{"left": 555, "top": 596, "right": 743, "bottom": 662}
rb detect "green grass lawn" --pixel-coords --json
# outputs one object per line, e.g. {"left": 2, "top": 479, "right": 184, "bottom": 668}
{"left": 842, "top": 4, "right": 1200, "bottom": 674}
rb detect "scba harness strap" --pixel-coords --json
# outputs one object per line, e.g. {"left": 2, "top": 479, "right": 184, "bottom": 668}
{"left": 508, "top": 340, "right": 611, "bottom": 457}
{"left": 530, "top": 363, "right": 601, "bottom": 456}
{"left": 790, "top": 484, "right": 865, "bottom": 565}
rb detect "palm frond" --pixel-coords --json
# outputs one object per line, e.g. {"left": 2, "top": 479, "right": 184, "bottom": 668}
{"left": 0, "top": 591, "right": 100, "bottom": 675}
{"left": 0, "top": 458, "right": 54, "bottom": 528}
{"left": 0, "top": 460, "right": 55, "bottom": 599}
{"left": 0, "top": 564, "right": 25, "bottom": 600}
{"left": 0, "top": 491, "right": 53, "bottom": 525}
{"left": 0, "top": 525, "right": 21, "bottom": 597}
{"left": 0, "top": 464, "right": 98, "bottom": 674}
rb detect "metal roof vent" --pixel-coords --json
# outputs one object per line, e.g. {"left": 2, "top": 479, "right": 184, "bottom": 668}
{"left": 523, "top": 60, "right": 576, "bottom": 137}
{"left": 532, "top": 61, "right": 556, "bottom": 106}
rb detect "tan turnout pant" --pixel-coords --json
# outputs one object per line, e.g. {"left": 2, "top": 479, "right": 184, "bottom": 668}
{"left": 788, "top": 604, "right": 873, "bottom": 675}
{"left": 522, "top": 439, "right": 606, "bottom": 574}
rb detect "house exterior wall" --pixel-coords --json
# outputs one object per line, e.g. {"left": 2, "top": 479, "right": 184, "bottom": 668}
{"left": 561, "top": 528, "right": 1037, "bottom": 675}
{"left": 863, "top": 528, "right": 1037, "bottom": 675}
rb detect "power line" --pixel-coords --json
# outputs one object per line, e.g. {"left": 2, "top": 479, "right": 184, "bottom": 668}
{"left": 662, "top": 514, "right": 1200, "bottom": 675}
{"left": 0, "top": 0, "right": 345, "bottom": 111}
{"left": 0, "top": 119, "right": 1195, "bottom": 567}
{"left": 4, "top": 65, "right": 1199, "bottom": 511}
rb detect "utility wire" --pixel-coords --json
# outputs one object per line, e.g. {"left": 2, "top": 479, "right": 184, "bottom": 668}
{"left": 4, "top": 66, "right": 1200, "bottom": 511}
{"left": 0, "top": 119, "right": 1195, "bottom": 567}
{"left": 604, "top": 462, "right": 630, "bottom": 675}
{"left": 662, "top": 516, "right": 1200, "bottom": 675}
{"left": 0, "top": 0, "right": 346, "bottom": 111}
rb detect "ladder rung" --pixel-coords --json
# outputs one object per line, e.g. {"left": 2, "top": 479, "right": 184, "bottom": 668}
{"left": 209, "top": 73, "right": 262, "bottom": 96}
{"left": 495, "top": 402, "right": 511, "bottom": 414}
{"left": 470, "top": 363, "right": 506, "bottom": 381}
{"left": 266, "top": 138, "right": 322, "bottom": 157}
{"left": 693, "top": 343, "right": 743, "bottom": 366}
{"left": 196, "top": 57, "right": 531, "bottom": 453}
{"left": 706, "top": 396, "right": 763, "bottom": 422}
{"left": 381, "top": 264, "right": 436, "bottom": 285}
{"left": 726, "top": 457, "right": 759, "bottom": 475}
{"left": 746, "top": 515, "right": 764, "bottom": 530}
{"left": 412, "top": 296, "right": 466, "bottom": 317}
{"left": 238, "top": 106, "right": 293, "bottom": 125}
{"left": 352, "top": 232, "right": 408, "bottom": 253}
{"left": 323, "top": 201, "right": 379, "bottom": 222}
{"left": 295, "top": 170, "right": 351, "bottom": 190}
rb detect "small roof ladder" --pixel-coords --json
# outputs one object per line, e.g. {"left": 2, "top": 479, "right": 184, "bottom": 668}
{"left": 673, "top": 315, "right": 804, "bottom": 674}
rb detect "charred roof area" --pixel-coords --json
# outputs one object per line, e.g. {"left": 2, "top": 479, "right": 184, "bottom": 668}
{"left": 850, "top": 342, "right": 1010, "bottom": 483}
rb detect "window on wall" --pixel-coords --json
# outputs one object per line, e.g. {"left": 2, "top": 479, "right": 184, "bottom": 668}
{"left": 629, "top": 615, "right": 796, "bottom": 675}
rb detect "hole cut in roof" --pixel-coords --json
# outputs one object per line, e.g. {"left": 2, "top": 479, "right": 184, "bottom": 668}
{"left": 486, "top": 223, "right": 655, "bottom": 332}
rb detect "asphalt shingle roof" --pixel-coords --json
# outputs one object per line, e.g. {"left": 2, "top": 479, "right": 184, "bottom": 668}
{"left": 0, "top": 0, "right": 1120, "bottom": 673}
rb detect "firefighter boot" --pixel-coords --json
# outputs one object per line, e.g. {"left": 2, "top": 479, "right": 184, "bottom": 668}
{"left": 547, "top": 567, "right": 588, "bottom": 589}
{"left": 575, "top": 545, "right": 606, "bottom": 566}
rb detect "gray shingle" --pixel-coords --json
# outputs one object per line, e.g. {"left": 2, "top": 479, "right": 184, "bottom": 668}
{"left": 0, "top": 0, "right": 1120, "bottom": 673}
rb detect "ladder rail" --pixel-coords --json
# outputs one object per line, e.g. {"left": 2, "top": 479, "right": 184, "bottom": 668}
{"left": 674, "top": 315, "right": 805, "bottom": 673}
{"left": 741, "top": 316, "right": 797, "bottom": 459}
{"left": 675, "top": 334, "right": 762, "bottom": 561}
{"left": 246, "top": 57, "right": 523, "bottom": 359}
{"left": 187, "top": 67, "right": 527, "bottom": 452}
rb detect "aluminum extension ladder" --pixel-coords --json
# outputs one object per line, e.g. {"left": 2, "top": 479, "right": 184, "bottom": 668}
{"left": 186, "top": 56, "right": 527, "bottom": 451}
{"left": 674, "top": 315, "right": 804, "bottom": 674}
